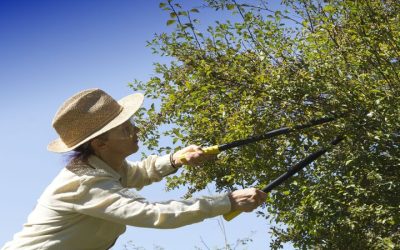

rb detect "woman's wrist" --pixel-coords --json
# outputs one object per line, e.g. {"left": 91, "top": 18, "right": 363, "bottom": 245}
{"left": 170, "top": 152, "right": 182, "bottom": 169}
{"left": 227, "top": 192, "right": 238, "bottom": 211}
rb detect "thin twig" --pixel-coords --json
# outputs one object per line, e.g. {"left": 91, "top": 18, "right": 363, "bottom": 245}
{"left": 200, "top": 236, "right": 211, "bottom": 250}
{"left": 187, "top": 10, "right": 202, "bottom": 48}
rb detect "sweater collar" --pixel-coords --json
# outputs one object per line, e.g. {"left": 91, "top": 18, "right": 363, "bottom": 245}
{"left": 87, "top": 155, "right": 122, "bottom": 180}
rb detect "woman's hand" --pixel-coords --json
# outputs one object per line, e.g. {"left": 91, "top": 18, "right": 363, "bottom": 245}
{"left": 228, "top": 188, "right": 268, "bottom": 212}
{"left": 172, "top": 145, "right": 217, "bottom": 166}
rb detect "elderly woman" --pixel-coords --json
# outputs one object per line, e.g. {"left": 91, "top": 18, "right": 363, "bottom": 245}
{"left": 2, "top": 89, "right": 267, "bottom": 250}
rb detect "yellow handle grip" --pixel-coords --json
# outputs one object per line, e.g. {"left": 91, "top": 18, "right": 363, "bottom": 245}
{"left": 178, "top": 145, "right": 220, "bottom": 164}
{"left": 202, "top": 145, "right": 221, "bottom": 154}
{"left": 223, "top": 210, "right": 242, "bottom": 221}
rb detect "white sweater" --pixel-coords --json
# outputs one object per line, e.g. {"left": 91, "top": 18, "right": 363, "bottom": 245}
{"left": 2, "top": 155, "right": 231, "bottom": 250}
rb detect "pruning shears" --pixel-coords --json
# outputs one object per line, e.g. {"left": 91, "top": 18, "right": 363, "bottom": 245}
{"left": 178, "top": 117, "right": 335, "bottom": 162}
{"left": 178, "top": 117, "right": 344, "bottom": 221}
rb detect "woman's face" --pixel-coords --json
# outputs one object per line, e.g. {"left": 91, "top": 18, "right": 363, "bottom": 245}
{"left": 105, "top": 118, "right": 140, "bottom": 157}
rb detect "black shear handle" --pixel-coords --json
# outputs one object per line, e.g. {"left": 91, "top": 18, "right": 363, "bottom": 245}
{"left": 224, "top": 136, "right": 344, "bottom": 221}
{"left": 220, "top": 117, "right": 336, "bottom": 151}
{"left": 263, "top": 136, "right": 344, "bottom": 193}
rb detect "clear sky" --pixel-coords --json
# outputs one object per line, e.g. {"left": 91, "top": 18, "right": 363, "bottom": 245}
{"left": 0, "top": 1, "right": 293, "bottom": 249}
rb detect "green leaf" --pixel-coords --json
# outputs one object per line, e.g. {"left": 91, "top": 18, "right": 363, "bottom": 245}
{"left": 323, "top": 5, "right": 335, "bottom": 13}
{"left": 226, "top": 4, "right": 235, "bottom": 10}
{"left": 166, "top": 19, "right": 176, "bottom": 26}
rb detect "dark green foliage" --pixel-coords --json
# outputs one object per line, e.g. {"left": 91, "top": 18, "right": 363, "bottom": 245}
{"left": 130, "top": 0, "right": 400, "bottom": 248}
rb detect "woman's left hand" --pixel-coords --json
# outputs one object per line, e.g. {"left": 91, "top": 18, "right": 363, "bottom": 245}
{"left": 172, "top": 145, "right": 217, "bottom": 167}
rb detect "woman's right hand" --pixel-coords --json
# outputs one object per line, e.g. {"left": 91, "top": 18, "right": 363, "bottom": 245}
{"left": 228, "top": 188, "right": 268, "bottom": 212}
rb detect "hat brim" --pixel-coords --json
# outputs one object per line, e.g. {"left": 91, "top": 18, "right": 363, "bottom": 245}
{"left": 47, "top": 93, "right": 144, "bottom": 153}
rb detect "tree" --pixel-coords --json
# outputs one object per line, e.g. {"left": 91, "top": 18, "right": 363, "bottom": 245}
{"left": 130, "top": 0, "right": 400, "bottom": 248}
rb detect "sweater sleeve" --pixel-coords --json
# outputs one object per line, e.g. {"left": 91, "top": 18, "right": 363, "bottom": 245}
{"left": 70, "top": 176, "right": 232, "bottom": 229}
{"left": 124, "top": 154, "right": 177, "bottom": 190}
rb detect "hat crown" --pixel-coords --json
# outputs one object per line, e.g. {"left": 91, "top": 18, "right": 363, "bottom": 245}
{"left": 52, "top": 89, "right": 123, "bottom": 147}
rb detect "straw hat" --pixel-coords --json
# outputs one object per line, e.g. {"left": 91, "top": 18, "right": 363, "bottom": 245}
{"left": 47, "top": 88, "right": 144, "bottom": 153}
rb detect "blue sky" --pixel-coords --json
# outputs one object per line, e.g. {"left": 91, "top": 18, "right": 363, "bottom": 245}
{"left": 0, "top": 1, "right": 293, "bottom": 249}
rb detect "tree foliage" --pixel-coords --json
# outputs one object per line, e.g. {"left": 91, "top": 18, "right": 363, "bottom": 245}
{"left": 130, "top": 0, "right": 400, "bottom": 248}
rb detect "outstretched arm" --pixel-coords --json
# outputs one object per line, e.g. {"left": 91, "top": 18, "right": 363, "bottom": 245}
{"left": 124, "top": 145, "right": 214, "bottom": 189}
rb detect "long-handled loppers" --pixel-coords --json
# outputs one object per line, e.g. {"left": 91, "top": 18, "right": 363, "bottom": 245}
{"left": 177, "top": 117, "right": 343, "bottom": 221}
